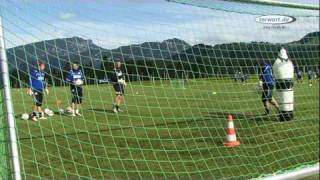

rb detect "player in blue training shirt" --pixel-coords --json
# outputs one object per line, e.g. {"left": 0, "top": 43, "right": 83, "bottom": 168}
{"left": 66, "top": 62, "right": 85, "bottom": 116}
{"left": 259, "top": 62, "right": 279, "bottom": 115}
{"left": 27, "top": 62, "right": 49, "bottom": 121}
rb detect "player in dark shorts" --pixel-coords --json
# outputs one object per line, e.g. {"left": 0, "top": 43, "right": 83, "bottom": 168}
{"left": 307, "top": 69, "right": 313, "bottom": 86}
{"left": 27, "top": 62, "right": 49, "bottom": 121}
{"left": 296, "top": 70, "right": 303, "bottom": 83}
{"left": 110, "top": 61, "right": 126, "bottom": 113}
{"left": 240, "top": 73, "right": 245, "bottom": 85}
{"left": 259, "top": 62, "right": 279, "bottom": 115}
{"left": 66, "top": 62, "right": 85, "bottom": 116}
{"left": 242, "top": 73, "right": 249, "bottom": 85}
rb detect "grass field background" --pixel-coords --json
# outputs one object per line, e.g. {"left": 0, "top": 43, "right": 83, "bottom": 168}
{"left": 11, "top": 77, "right": 319, "bottom": 179}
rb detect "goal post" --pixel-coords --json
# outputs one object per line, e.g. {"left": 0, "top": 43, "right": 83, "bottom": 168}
{"left": 0, "top": 16, "right": 21, "bottom": 180}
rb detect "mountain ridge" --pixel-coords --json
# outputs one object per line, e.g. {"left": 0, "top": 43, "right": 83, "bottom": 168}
{"left": 6, "top": 31, "right": 319, "bottom": 72}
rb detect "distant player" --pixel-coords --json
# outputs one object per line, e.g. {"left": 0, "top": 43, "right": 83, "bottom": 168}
{"left": 296, "top": 69, "right": 303, "bottom": 83}
{"left": 233, "top": 71, "right": 238, "bottom": 82}
{"left": 237, "top": 71, "right": 242, "bottom": 83}
{"left": 66, "top": 62, "right": 85, "bottom": 116}
{"left": 242, "top": 73, "right": 249, "bottom": 85}
{"left": 110, "top": 61, "right": 127, "bottom": 113}
{"left": 259, "top": 62, "right": 279, "bottom": 115}
{"left": 307, "top": 69, "right": 313, "bottom": 86}
{"left": 240, "top": 72, "right": 246, "bottom": 85}
{"left": 316, "top": 66, "right": 320, "bottom": 80}
{"left": 27, "top": 62, "right": 49, "bottom": 121}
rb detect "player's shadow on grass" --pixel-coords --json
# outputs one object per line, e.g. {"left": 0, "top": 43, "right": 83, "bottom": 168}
{"left": 205, "top": 111, "right": 279, "bottom": 122}
{"left": 87, "top": 108, "right": 114, "bottom": 113}
{"left": 15, "top": 112, "right": 76, "bottom": 119}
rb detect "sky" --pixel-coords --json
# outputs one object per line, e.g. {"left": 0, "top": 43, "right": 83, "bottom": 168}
{"left": 0, "top": 0, "right": 319, "bottom": 49}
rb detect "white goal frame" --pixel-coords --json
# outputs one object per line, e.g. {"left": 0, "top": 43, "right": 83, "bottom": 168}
{"left": 260, "top": 163, "right": 319, "bottom": 180}
{"left": 0, "top": 16, "right": 22, "bottom": 180}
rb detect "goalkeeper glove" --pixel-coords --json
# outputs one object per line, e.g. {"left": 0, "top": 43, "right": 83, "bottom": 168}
{"left": 45, "top": 88, "right": 49, "bottom": 95}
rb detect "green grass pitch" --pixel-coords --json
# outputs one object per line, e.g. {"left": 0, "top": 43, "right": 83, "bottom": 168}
{"left": 11, "top": 77, "right": 319, "bottom": 179}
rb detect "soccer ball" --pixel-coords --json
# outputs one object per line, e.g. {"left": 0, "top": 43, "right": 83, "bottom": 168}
{"left": 58, "top": 108, "right": 65, "bottom": 115}
{"left": 21, "top": 113, "right": 29, "bottom": 120}
{"left": 44, "top": 108, "right": 54, "bottom": 117}
{"left": 75, "top": 79, "right": 84, "bottom": 86}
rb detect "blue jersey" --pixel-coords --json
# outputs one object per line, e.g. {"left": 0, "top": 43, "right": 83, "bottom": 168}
{"left": 66, "top": 69, "right": 84, "bottom": 85}
{"left": 29, "top": 69, "right": 46, "bottom": 90}
{"left": 260, "top": 63, "right": 274, "bottom": 85}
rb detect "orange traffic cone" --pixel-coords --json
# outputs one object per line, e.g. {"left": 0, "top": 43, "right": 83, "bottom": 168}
{"left": 224, "top": 115, "right": 240, "bottom": 147}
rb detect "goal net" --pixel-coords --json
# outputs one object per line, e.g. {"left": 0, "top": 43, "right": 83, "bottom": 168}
{"left": 0, "top": 0, "right": 319, "bottom": 179}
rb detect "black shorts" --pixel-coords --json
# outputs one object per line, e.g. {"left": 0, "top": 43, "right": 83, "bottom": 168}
{"left": 71, "top": 86, "right": 83, "bottom": 104}
{"left": 297, "top": 75, "right": 302, "bottom": 80}
{"left": 262, "top": 84, "right": 274, "bottom": 102}
{"left": 32, "top": 90, "right": 43, "bottom": 106}
{"left": 113, "top": 84, "right": 124, "bottom": 96}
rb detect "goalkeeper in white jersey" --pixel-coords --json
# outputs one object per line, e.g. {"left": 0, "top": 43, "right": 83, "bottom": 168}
{"left": 110, "top": 61, "right": 126, "bottom": 113}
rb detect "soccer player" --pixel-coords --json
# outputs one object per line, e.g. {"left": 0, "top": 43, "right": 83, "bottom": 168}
{"left": 259, "top": 62, "right": 279, "bottom": 115}
{"left": 296, "top": 69, "right": 303, "bottom": 83}
{"left": 242, "top": 73, "right": 248, "bottom": 85}
{"left": 234, "top": 71, "right": 239, "bottom": 82}
{"left": 110, "top": 61, "right": 126, "bottom": 113}
{"left": 316, "top": 66, "right": 320, "bottom": 80}
{"left": 66, "top": 62, "right": 85, "bottom": 116}
{"left": 237, "top": 71, "right": 242, "bottom": 83}
{"left": 307, "top": 69, "right": 313, "bottom": 86}
{"left": 27, "top": 62, "right": 49, "bottom": 121}
{"left": 240, "top": 72, "right": 245, "bottom": 85}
